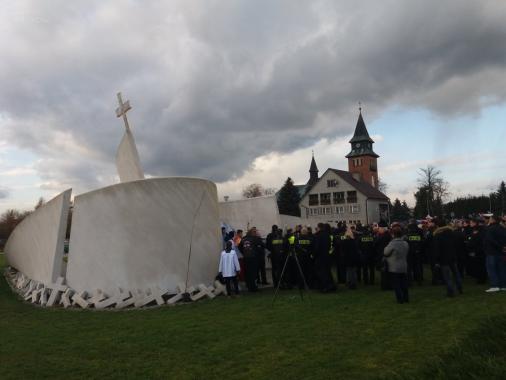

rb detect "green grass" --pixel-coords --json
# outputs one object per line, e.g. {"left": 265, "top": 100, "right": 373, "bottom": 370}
{"left": 1, "top": 254, "right": 505, "bottom": 380}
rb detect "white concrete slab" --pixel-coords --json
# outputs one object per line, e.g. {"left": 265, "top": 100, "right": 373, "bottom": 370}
{"left": 46, "top": 277, "right": 67, "bottom": 307}
{"left": 4, "top": 189, "right": 71, "bottom": 284}
{"left": 71, "top": 291, "right": 90, "bottom": 309}
{"left": 219, "top": 195, "right": 282, "bottom": 237}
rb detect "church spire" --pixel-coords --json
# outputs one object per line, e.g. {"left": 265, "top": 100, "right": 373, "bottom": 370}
{"left": 346, "top": 106, "right": 378, "bottom": 158}
{"left": 345, "top": 106, "right": 380, "bottom": 188}
{"left": 307, "top": 151, "right": 319, "bottom": 187}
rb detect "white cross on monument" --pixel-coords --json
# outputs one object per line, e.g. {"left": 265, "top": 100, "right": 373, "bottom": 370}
{"left": 114, "top": 91, "right": 145, "bottom": 182}
{"left": 116, "top": 92, "right": 132, "bottom": 131}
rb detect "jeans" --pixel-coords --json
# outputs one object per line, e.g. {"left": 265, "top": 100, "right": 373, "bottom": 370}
{"left": 441, "top": 263, "right": 462, "bottom": 296}
{"left": 486, "top": 255, "right": 506, "bottom": 288}
{"left": 390, "top": 272, "right": 409, "bottom": 303}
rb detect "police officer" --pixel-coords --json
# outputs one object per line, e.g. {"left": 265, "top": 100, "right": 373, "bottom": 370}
{"left": 238, "top": 227, "right": 264, "bottom": 292}
{"left": 283, "top": 229, "right": 297, "bottom": 289}
{"left": 334, "top": 226, "right": 347, "bottom": 284}
{"left": 266, "top": 225, "right": 279, "bottom": 285}
{"left": 269, "top": 229, "right": 285, "bottom": 288}
{"left": 406, "top": 219, "right": 424, "bottom": 285}
{"left": 374, "top": 221, "right": 392, "bottom": 290}
{"left": 313, "top": 223, "right": 336, "bottom": 292}
{"left": 467, "top": 218, "right": 486, "bottom": 284}
{"left": 359, "top": 227, "right": 376, "bottom": 285}
{"left": 296, "top": 227, "right": 314, "bottom": 289}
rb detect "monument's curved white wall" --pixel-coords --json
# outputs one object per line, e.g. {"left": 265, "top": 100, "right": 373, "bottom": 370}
{"left": 5, "top": 189, "right": 71, "bottom": 284}
{"left": 219, "top": 195, "right": 283, "bottom": 237}
{"left": 66, "top": 177, "right": 221, "bottom": 295}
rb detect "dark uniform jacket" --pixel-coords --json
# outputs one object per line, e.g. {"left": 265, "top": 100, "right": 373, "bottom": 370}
{"left": 433, "top": 226, "right": 457, "bottom": 265}
{"left": 483, "top": 223, "right": 506, "bottom": 256}
{"left": 467, "top": 227, "right": 484, "bottom": 257}
{"left": 340, "top": 237, "right": 361, "bottom": 266}
{"left": 296, "top": 235, "right": 313, "bottom": 258}
{"left": 313, "top": 231, "right": 330, "bottom": 260}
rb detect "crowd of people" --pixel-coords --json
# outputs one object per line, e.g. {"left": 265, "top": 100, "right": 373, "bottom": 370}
{"left": 218, "top": 214, "right": 506, "bottom": 303}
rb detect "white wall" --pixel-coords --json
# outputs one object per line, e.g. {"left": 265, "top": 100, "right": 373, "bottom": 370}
{"left": 66, "top": 178, "right": 221, "bottom": 295}
{"left": 300, "top": 170, "right": 367, "bottom": 223}
{"left": 5, "top": 189, "right": 71, "bottom": 284}
{"left": 219, "top": 195, "right": 281, "bottom": 237}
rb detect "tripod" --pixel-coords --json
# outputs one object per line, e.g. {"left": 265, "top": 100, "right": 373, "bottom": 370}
{"left": 272, "top": 250, "right": 312, "bottom": 305}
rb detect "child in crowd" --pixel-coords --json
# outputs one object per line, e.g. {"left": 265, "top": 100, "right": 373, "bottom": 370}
{"left": 219, "top": 240, "right": 241, "bottom": 296}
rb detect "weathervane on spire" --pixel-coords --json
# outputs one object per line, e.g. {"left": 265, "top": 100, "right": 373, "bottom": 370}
{"left": 358, "top": 101, "right": 362, "bottom": 113}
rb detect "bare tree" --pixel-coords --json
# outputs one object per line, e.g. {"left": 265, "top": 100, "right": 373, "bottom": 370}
{"left": 414, "top": 165, "right": 450, "bottom": 217}
{"left": 417, "top": 165, "right": 450, "bottom": 201}
{"left": 34, "top": 197, "right": 46, "bottom": 210}
{"left": 242, "top": 183, "right": 264, "bottom": 198}
{"left": 263, "top": 187, "right": 277, "bottom": 196}
{"left": 378, "top": 179, "right": 388, "bottom": 193}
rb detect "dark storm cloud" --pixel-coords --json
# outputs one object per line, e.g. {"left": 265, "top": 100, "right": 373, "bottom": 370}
{"left": 1, "top": 1, "right": 506, "bottom": 191}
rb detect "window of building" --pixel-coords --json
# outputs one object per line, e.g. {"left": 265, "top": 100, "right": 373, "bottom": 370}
{"left": 333, "top": 191, "right": 345, "bottom": 204}
{"left": 370, "top": 161, "right": 377, "bottom": 172}
{"left": 325, "top": 207, "right": 332, "bottom": 215}
{"left": 353, "top": 158, "right": 363, "bottom": 167}
{"left": 327, "top": 179, "right": 337, "bottom": 187}
{"left": 336, "top": 206, "right": 345, "bottom": 214}
{"left": 309, "top": 194, "right": 319, "bottom": 206}
{"left": 347, "top": 191, "right": 357, "bottom": 203}
{"left": 350, "top": 205, "right": 360, "bottom": 214}
{"left": 320, "top": 193, "right": 331, "bottom": 205}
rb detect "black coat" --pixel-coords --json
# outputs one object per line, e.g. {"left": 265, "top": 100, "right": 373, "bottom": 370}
{"left": 341, "top": 237, "right": 361, "bottom": 266}
{"left": 483, "top": 223, "right": 506, "bottom": 256}
{"left": 313, "top": 231, "right": 330, "bottom": 261}
{"left": 467, "top": 227, "right": 484, "bottom": 258}
{"left": 433, "top": 226, "right": 457, "bottom": 265}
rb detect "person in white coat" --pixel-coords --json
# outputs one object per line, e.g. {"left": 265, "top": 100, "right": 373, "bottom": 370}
{"left": 219, "top": 240, "right": 241, "bottom": 296}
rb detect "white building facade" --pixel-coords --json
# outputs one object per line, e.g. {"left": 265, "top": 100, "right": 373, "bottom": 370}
{"left": 299, "top": 168, "right": 389, "bottom": 225}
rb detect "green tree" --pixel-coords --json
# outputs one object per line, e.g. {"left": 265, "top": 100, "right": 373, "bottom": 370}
{"left": 401, "top": 200, "right": 411, "bottom": 220}
{"left": 0, "top": 209, "right": 28, "bottom": 243}
{"left": 391, "top": 198, "right": 411, "bottom": 221}
{"left": 496, "top": 181, "right": 506, "bottom": 214}
{"left": 277, "top": 177, "right": 301, "bottom": 216}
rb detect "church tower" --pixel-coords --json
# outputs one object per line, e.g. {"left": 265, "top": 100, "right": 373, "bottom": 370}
{"left": 345, "top": 107, "right": 379, "bottom": 188}
{"left": 307, "top": 152, "right": 319, "bottom": 188}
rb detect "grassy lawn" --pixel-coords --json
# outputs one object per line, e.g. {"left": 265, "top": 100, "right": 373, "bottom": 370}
{"left": 1, "top": 254, "right": 505, "bottom": 380}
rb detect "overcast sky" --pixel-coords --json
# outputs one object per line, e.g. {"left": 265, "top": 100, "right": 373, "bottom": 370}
{"left": 1, "top": 0, "right": 506, "bottom": 213}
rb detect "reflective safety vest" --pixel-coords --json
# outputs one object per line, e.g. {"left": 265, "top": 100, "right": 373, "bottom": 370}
{"left": 329, "top": 235, "right": 334, "bottom": 255}
{"left": 287, "top": 235, "right": 296, "bottom": 255}
{"left": 272, "top": 239, "right": 284, "bottom": 245}
{"left": 408, "top": 235, "right": 422, "bottom": 242}
{"left": 361, "top": 236, "right": 374, "bottom": 243}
